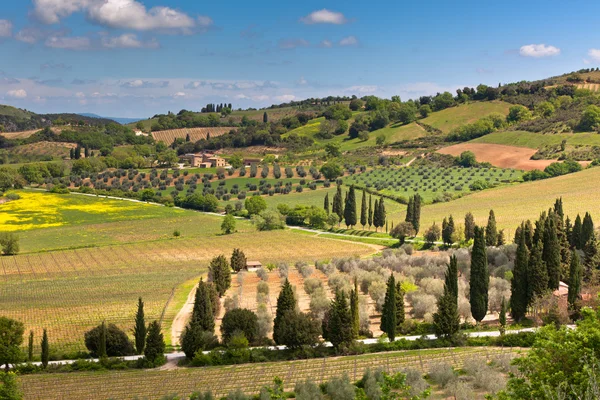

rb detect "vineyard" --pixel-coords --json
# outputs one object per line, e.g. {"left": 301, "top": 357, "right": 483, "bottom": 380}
{"left": 344, "top": 166, "right": 523, "bottom": 203}
{"left": 151, "top": 127, "right": 234, "bottom": 144}
{"left": 0, "top": 230, "right": 373, "bottom": 354}
{"left": 18, "top": 347, "right": 524, "bottom": 399}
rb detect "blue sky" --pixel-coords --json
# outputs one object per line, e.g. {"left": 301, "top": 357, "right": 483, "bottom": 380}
{"left": 0, "top": 0, "right": 598, "bottom": 118}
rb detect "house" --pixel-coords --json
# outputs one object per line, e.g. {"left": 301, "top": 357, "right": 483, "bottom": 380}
{"left": 134, "top": 130, "right": 149, "bottom": 137}
{"left": 552, "top": 281, "right": 569, "bottom": 298}
{"left": 179, "top": 152, "right": 227, "bottom": 168}
{"left": 243, "top": 158, "right": 262, "bottom": 167}
{"left": 207, "top": 156, "right": 226, "bottom": 168}
{"left": 246, "top": 261, "right": 262, "bottom": 271}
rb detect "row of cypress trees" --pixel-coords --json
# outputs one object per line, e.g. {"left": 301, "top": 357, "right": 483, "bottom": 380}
{"left": 326, "top": 186, "right": 387, "bottom": 231}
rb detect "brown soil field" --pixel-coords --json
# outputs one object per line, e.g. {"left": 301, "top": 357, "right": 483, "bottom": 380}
{"left": 0, "top": 127, "right": 62, "bottom": 140}
{"left": 438, "top": 143, "right": 559, "bottom": 170}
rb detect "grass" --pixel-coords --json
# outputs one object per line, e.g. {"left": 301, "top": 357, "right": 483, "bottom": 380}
{"left": 421, "top": 101, "right": 512, "bottom": 133}
{"left": 420, "top": 166, "right": 600, "bottom": 236}
{"left": 472, "top": 130, "right": 600, "bottom": 149}
{"left": 18, "top": 347, "right": 521, "bottom": 399}
{"left": 0, "top": 104, "right": 34, "bottom": 119}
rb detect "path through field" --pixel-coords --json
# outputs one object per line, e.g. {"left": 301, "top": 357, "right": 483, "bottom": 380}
{"left": 171, "top": 282, "right": 200, "bottom": 347}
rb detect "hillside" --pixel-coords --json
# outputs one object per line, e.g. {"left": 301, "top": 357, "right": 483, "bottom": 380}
{"left": 0, "top": 104, "right": 118, "bottom": 132}
{"left": 420, "top": 101, "right": 512, "bottom": 133}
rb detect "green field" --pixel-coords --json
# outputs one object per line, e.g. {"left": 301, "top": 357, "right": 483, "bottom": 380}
{"left": 18, "top": 347, "right": 520, "bottom": 399}
{"left": 421, "top": 101, "right": 512, "bottom": 133}
{"left": 472, "top": 130, "right": 600, "bottom": 149}
{"left": 420, "top": 166, "right": 600, "bottom": 236}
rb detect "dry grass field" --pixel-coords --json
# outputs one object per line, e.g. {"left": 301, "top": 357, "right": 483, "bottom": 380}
{"left": 0, "top": 127, "right": 61, "bottom": 139}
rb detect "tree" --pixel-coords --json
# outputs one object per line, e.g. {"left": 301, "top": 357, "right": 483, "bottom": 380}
{"left": 245, "top": 196, "right": 267, "bottom": 216}
{"left": 485, "top": 210, "right": 498, "bottom": 246}
{"left": 230, "top": 249, "right": 247, "bottom": 273}
{"left": 180, "top": 323, "right": 218, "bottom": 359}
{"left": 263, "top": 112, "right": 268, "bottom": 123}
{"left": 320, "top": 163, "right": 343, "bottom": 181}
{"left": 456, "top": 151, "right": 477, "bottom": 167}
{"left": 507, "top": 105, "right": 532, "bottom": 123}
{"left": 581, "top": 212, "right": 595, "bottom": 248}
{"left": 412, "top": 194, "right": 422, "bottom": 233}
{"left": 324, "top": 143, "right": 341, "bottom": 158}
{"left": 380, "top": 275, "right": 397, "bottom": 342}
{"left": 572, "top": 214, "right": 583, "bottom": 249}
{"left": 568, "top": 251, "right": 582, "bottom": 313}
{"left": 367, "top": 195, "right": 373, "bottom": 230}
{"left": 322, "top": 290, "right": 353, "bottom": 350}
{"left": 221, "top": 214, "right": 236, "bottom": 234}
{"left": 543, "top": 214, "right": 561, "bottom": 290}
{"left": 578, "top": 104, "right": 600, "bottom": 131}
{"left": 84, "top": 322, "right": 135, "bottom": 357}
{"left": 208, "top": 255, "right": 231, "bottom": 297}
{"left": 133, "top": 297, "right": 146, "bottom": 354}
{"left": 343, "top": 185, "right": 357, "bottom": 228}
{"left": 499, "top": 297, "right": 507, "bottom": 336}
{"left": 350, "top": 279, "right": 360, "bottom": 339}
{"left": 252, "top": 210, "right": 286, "bottom": 231}
{"left": 424, "top": 222, "right": 441, "bottom": 245}
{"left": 0, "top": 234, "right": 19, "bottom": 256}
{"left": 332, "top": 185, "right": 344, "bottom": 224}
{"left": 221, "top": 309, "right": 259, "bottom": 344}
{"left": 511, "top": 227, "right": 529, "bottom": 322}
{"left": 273, "top": 279, "right": 296, "bottom": 345}
{"left": 390, "top": 221, "right": 415, "bottom": 245}
{"left": 528, "top": 239, "right": 548, "bottom": 304}
{"left": 465, "top": 212, "right": 475, "bottom": 241}
{"left": 190, "top": 279, "right": 215, "bottom": 334}
{"left": 378, "top": 198, "right": 386, "bottom": 231}
{"left": 395, "top": 282, "right": 405, "bottom": 329}
{"left": 0, "top": 317, "right": 24, "bottom": 370}
{"left": 0, "top": 371, "right": 21, "bottom": 399}
{"left": 274, "top": 311, "right": 321, "bottom": 349}
{"left": 144, "top": 321, "right": 165, "bottom": 364}
{"left": 375, "top": 134, "right": 385, "bottom": 146}
{"left": 324, "top": 193, "right": 330, "bottom": 215}
{"left": 433, "top": 256, "right": 460, "bottom": 338}
{"left": 405, "top": 196, "right": 414, "bottom": 228}
{"left": 40, "top": 329, "right": 49, "bottom": 368}
{"left": 360, "top": 190, "right": 367, "bottom": 229}
{"left": 470, "top": 226, "right": 489, "bottom": 323}
{"left": 442, "top": 215, "right": 455, "bottom": 246}
{"left": 27, "top": 331, "right": 33, "bottom": 362}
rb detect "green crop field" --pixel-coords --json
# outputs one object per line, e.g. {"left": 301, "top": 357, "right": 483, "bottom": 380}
{"left": 420, "top": 166, "right": 600, "bottom": 236}
{"left": 344, "top": 166, "right": 523, "bottom": 204}
{"left": 421, "top": 101, "right": 512, "bottom": 133}
{"left": 18, "top": 347, "right": 522, "bottom": 399}
{"left": 472, "top": 130, "right": 600, "bottom": 149}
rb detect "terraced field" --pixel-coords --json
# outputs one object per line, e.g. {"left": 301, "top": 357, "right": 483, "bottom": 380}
{"left": 19, "top": 347, "right": 524, "bottom": 399}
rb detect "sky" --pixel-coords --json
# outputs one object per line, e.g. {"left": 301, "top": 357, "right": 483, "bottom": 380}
{"left": 0, "top": 0, "right": 599, "bottom": 118}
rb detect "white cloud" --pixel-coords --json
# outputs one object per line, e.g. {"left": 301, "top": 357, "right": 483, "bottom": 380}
{"left": 339, "top": 36, "right": 358, "bottom": 46}
{"left": 519, "top": 44, "right": 560, "bottom": 58}
{"left": 345, "top": 85, "right": 378, "bottom": 94}
{"left": 120, "top": 79, "right": 169, "bottom": 88}
{"left": 297, "top": 77, "right": 307, "bottom": 85}
{"left": 300, "top": 9, "right": 347, "bottom": 25}
{"left": 101, "top": 33, "right": 159, "bottom": 49}
{"left": 15, "top": 28, "right": 45, "bottom": 44}
{"left": 274, "top": 94, "right": 296, "bottom": 102}
{"left": 278, "top": 38, "right": 309, "bottom": 50}
{"left": 45, "top": 36, "right": 91, "bottom": 50}
{"left": 319, "top": 40, "right": 333, "bottom": 48}
{"left": 0, "top": 20, "right": 13, "bottom": 38}
{"left": 587, "top": 49, "right": 600, "bottom": 62}
{"left": 173, "top": 92, "right": 186, "bottom": 98}
{"left": 32, "top": 0, "right": 210, "bottom": 34}
{"left": 6, "top": 89, "right": 27, "bottom": 99}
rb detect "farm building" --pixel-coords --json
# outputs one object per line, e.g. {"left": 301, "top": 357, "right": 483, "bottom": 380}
{"left": 246, "top": 261, "right": 262, "bottom": 271}
{"left": 180, "top": 153, "right": 228, "bottom": 168}
{"left": 243, "top": 158, "right": 262, "bottom": 167}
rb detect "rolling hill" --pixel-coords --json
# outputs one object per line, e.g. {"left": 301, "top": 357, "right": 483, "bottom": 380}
{"left": 0, "top": 104, "right": 118, "bottom": 132}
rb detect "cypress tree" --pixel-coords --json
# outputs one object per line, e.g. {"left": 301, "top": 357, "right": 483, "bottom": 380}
{"left": 470, "top": 226, "right": 489, "bottom": 323}
{"left": 28, "top": 330, "right": 34, "bottom": 362}
{"left": 405, "top": 196, "right": 414, "bottom": 227}
{"left": 413, "top": 194, "right": 421, "bottom": 234}
{"left": 69, "top": 148, "right": 74, "bottom": 159}
{"left": 523, "top": 220, "right": 534, "bottom": 250}
{"left": 144, "top": 321, "right": 165, "bottom": 364}
{"left": 581, "top": 213, "right": 595, "bottom": 248}
{"left": 208, "top": 255, "right": 231, "bottom": 296}
{"left": 568, "top": 250, "right": 582, "bottom": 311}
{"left": 360, "top": 190, "right": 367, "bottom": 229}
{"left": 395, "top": 282, "right": 405, "bottom": 330}
{"left": 485, "top": 210, "right": 498, "bottom": 246}
{"left": 510, "top": 227, "right": 529, "bottom": 322}
{"left": 433, "top": 256, "right": 460, "bottom": 338}
{"left": 98, "top": 321, "right": 107, "bottom": 358}
{"left": 84, "top": 146, "right": 89, "bottom": 158}
{"left": 191, "top": 279, "right": 215, "bottom": 332}
{"left": 442, "top": 218, "right": 448, "bottom": 244}
{"left": 583, "top": 232, "right": 599, "bottom": 282}
{"left": 572, "top": 214, "right": 582, "bottom": 249}
{"left": 497, "top": 230, "right": 505, "bottom": 246}
{"left": 344, "top": 185, "right": 357, "bottom": 228}
{"left": 41, "top": 329, "right": 49, "bottom": 368}
{"left": 499, "top": 297, "right": 507, "bottom": 336}
{"left": 565, "top": 217, "right": 573, "bottom": 247}
{"left": 528, "top": 238, "right": 548, "bottom": 303}
{"left": 543, "top": 215, "right": 561, "bottom": 290}
{"left": 324, "top": 193, "right": 330, "bottom": 215}
{"left": 379, "top": 198, "right": 386, "bottom": 230}
{"left": 133, "top": 297, "right": 147, "bottom": 354}
{"left": 263, "top": 112, "right": 268, "bottom": 123}
{"left": 373, "top": 199, "right": 380, "bottom": 232}
{"left": 230, "top": 249, "right": 247, "bottom": 273}
{"left": 350, "top": 279, "right": 360, "bottom": 339}
{"left": 324, "top": 290, "right": 353, "bottom": 350}
{"left": 442, "top": 215, "right": 455, "bottom": 246}
{"left": 273, "top": 279, "right": 296, "bottom": 345}
{"left": 380, "top": 275, "right": 397, "bottom": 342}
{"left": 464, "top": 212, "right": 475, "bottom": 241}
{"left": 332, "top": 185, "right": 344, "bottom": 224}
{"left": 368, "top": 195, "right": 373, "bottom": 230}
{"left": 554, "top": 197, "right": 564, "bottom": 221}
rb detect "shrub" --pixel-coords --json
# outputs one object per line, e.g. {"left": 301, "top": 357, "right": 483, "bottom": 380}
{"left": 304, "top": 277, "right": 323, "bottom": 295}
{"left": 84, "top": 323, "right": 135, "bottom": 357}
{"left": 326, "top": 374, "right": 356, "bottom": 400}
{"left": 428, "top": 363, "right": 455, "bottom": 388}
{"left": 294, "top": 379, "right": 324, "bottom": 400}
{"left": 256, "top": 268, "right": 268, "bottom": 281}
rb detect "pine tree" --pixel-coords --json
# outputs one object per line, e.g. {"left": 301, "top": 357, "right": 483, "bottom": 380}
{"left": 510, "top": 227, "right": 529, "bottom": 322}
{"left": 485, "top": 210, "right": 498, "bottom": 246}
{"left": 380, "top": 275, "right": 397, "bottom": 342}
{"left": 433, "top": 256, "right": 460, "bottom": 338}
{"left": 134, "top": 297, "right": 146, "bottom": 354}
{"left": 324, "top": 193, "right": 330, "bottom": 214}
{"left": 543, "top": 214, "right": 561, "bottom": 290}
{"left": 41, "top": 329, "right": 49, "bottom": 368}
{"left": 360, "top": 191, "right": 367, "bottom": 229}
{"left": 572, "top": 214, "right": 582, "bottom": 249}
{"left": 395, "top": 282, "right": 405, "bottom": 329}
{"left": 528, "top": 238, "right": 548, "bottom": 303}
{"left": 465, "top": 212, "right": 475, "bottom": 241}
{"left": 350, "top": 279, "right": 360, "bottom": 339}
{"left": 273, "top": 279, "right": 296, "bottom": 345}
{"left": 568, "top": 250, "right": 582, "bottom": 311}
{"left": 144, "top": 321, "right": 165, "bottom": 364}
{"left": 344, "top": 185, "right": 357, "bottom": 228}
{"left": 98, "top": 321, "right": 107, "bottom": 358}
{"left": 323, "top": 290, "right": 353, "bottom": 350}
{"left": 368, "top": 194, "right": 373, "bottom": 230}
{"left": 208, "top": 255, "right": 231, "bottom": 296}
{"left": 499, "top": 297, "right": 507, "bottom": 336}
{"left": 28, "top": 330, "right": 34, "bottom": 362}
{"left": 192, "top": 279, "right": 215, "bottom": 332}
{"left": 230, "top": 249, "right": 247, "bottom": 273}
{"left": 470, "top": 226, "right": 489, "bottom": 323}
